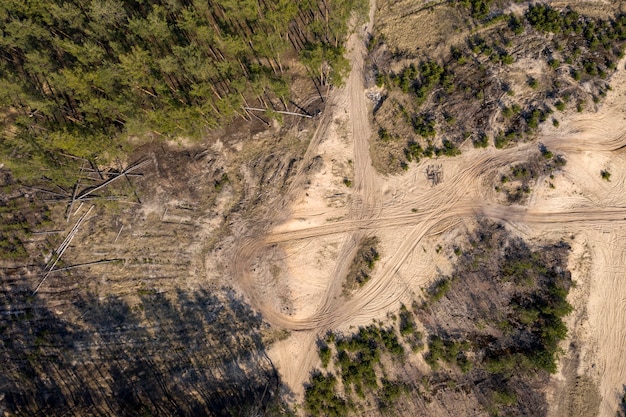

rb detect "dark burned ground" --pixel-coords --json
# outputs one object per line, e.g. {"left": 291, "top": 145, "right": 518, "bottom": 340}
{"left": 305, "top": 221, "right": 573, "bottom": 417}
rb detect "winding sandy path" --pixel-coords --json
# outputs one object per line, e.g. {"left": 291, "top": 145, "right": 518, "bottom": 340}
{"left": 229, "top": 1, "right": 626, "bottom": 412}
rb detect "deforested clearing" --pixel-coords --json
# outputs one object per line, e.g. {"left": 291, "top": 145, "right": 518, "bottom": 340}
{"left": 3, "top": 0, "right": 626, "bottom": 416}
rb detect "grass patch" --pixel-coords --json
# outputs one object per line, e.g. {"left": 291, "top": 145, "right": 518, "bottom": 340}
{"left": 344, "top": 237, "right": 380, "bottom": 294}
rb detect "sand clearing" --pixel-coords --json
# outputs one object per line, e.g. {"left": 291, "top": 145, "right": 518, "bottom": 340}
{"left": 229, "top": 1, "right": 626, "bottom": 413}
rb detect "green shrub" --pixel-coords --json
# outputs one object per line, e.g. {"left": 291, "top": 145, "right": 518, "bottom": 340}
{"left": 473, "top": 133, "right": 489, "bottom": 148}
{"left": 525, "top": 4, "right": 566, "bottom": 33}
{"left": 319, "top": 345, "right": 332, "bottom": 367}
{"left": 541, "top": 147, "right": 554, "bottom": 159}
{"left": 458, "top": 355, "right": 473, "bottom": 373}
{"left": 554, "top": 100, "right": 565, "bottom": 111}
{"left": 548, "top": 58, "right": 560, "bottom": 69}
{"left": 494, "top": 132, "right": 508, "bottom": 149}
{"left": 377, "top": 379, "right": 407, "bottom": 411}
{"left": 425, "top": 336, "right": 444, "bottom": 368}
{"left": 457, "top": 0, "right": 493, "bottom": 20}
{"left": 398, "top": 64, "right": 418, "bottom": 93}
{"left": 485, "top": 354, "right": 516, "bottom": 374}
{"left": 380, "top": 328, "right": 404, "bottom": 357}
{"left": 526, "top": 109, "right": 542, "bottom": 129}
{"left": 509, "top": 14, "right": 525, "bottom": 35}
{"left": 376, "top": 71, "right": 386, "bottom": 87}
{"left": 399, "top": 305, "right": 416, "bottom": 336}
{"left": 412, "top": 114, "right": 436, "bottom": 138}
{"left": 424, "top": 335, "right": 470, "bottom": 371}
{"left": 405, "top": 141, "right": 423, "bottom": 162}
{"left": 304, "top": 371, "right": 348, "bottom": 417}
{"left": 553, "top": 155, "right": 567, "bottom": 167}
{"left": 430, "top": 278, "right": 451, "bottom": 301}
{"left": 493, "top": 389, "right": 517, "bottom": 406}
{"left": 438, "top": 139, "right": 461, "bottom": 156}
{"left": 378, "top": 127, "right": 392, "bottom": 141}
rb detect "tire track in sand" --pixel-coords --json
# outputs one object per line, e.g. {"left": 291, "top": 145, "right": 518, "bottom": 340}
{"left": 230, "top": 2, "right": 626, "bottom": 406}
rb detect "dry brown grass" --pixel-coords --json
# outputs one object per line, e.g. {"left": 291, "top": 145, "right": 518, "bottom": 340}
{"left": 376, "top": 1, "right": 470, "bottom": 58}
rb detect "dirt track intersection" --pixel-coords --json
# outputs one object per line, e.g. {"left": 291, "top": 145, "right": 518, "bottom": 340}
{"left": 229, "top": 3, "right": 626, "bottom": 414}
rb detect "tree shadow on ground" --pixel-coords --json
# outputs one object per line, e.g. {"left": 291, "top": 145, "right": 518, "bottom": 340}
{"left": 0, "top": 278, "right": 291, "bottom": 416}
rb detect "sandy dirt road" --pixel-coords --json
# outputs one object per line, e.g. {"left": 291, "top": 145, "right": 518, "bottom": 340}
{"left": 229, "top": 1, "right": 626, "bottom": 413}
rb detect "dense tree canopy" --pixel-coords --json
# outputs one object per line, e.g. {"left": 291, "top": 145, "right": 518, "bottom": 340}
{"left": 0, "top": 0, "right": 365, "bottom": 181}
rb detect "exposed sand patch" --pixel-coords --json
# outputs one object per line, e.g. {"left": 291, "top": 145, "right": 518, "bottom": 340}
{"left": 585, "top": 227, "right": 626, "bottom": 416}
{"left": 234, "top": 3, "right": 626, "bottom": 413}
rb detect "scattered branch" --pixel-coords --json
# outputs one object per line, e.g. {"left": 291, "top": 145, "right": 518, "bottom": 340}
{"left": 34, "top": 205, "right": 95, "bottom": 294}
{"left": 244, "top": 107, "right": 312, "bottom": 118}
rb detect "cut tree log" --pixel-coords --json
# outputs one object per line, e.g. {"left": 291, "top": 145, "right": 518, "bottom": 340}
{"left": 34, "top": 205, "right": 94, "bottom": 294}
{"left": 45, "top": 258, "right": 122, "bottom": 274}
{"left": 244, "top": 107, "right": 312, "bottom": 118}
{"left": 76, "top": 159, "right": 150, "bottom": 201}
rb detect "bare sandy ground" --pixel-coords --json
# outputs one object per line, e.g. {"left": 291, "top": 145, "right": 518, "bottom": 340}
{"left": 230, "top": 2, "right": 626, "bottom": 414}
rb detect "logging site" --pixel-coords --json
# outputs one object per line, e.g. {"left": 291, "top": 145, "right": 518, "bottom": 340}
{"left": 2, "top": 0, "right": 626, "bottom": 416}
